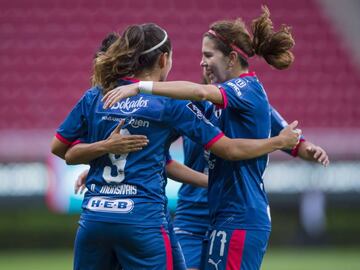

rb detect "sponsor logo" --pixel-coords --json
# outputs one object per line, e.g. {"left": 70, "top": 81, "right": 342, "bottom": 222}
{"left": 208, "top": 157, "right": 216, "bottom": 170}
{"left": 226, "top": 82, "right": 242, "bottom": 97}
{"left": 186, "top": 103, "right": 213, "bottom": 126}
{"left": 226, "top": 79, "right": 246, "bottom": 97}
{"left": 129, "top": 118, "right": 150, "bottom": 128}
{"left": 234, "top": 78, "right": 247, "bottom": 88}
{"left": 110, "top": 97, "right": 149, "bottom": 114}
{"left": 208, "top": 258, "right": 222, "bottom": 270}
{"left": 213, "top": 107, "right": 222, "bottom": 118}
{"left": 99, "top": 184, "right": 137, "bottom": 195}
{"left": 87, "top": 197, "right": 134, "bottom": 213}
{"left": 101, "top": 116, "right": 123, "bottom": 122}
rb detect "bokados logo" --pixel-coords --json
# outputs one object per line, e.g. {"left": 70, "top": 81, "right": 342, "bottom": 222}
{"left": 110, "top": 97, "right": 149, "bottom": 114}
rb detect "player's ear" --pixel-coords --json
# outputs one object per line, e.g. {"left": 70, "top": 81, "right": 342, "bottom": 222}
{"left": 228, "top": 51, "right": 238, "bottom": 67}
{"left": 158, "top": 53, "right": 168, "bottom": 69}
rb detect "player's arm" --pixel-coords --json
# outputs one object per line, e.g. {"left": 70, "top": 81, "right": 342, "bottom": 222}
{"left": 102, "top": 81, "right": 223, "bottom": 109}
{"left": 51, "top": 137, "right": 70, "bottom": 159}
{"left": 166, "top": 160, "right": 208, "bottom": 188}
{"left": 65, "top": 122, "right": 148, "bottom": 165}
{"left": 208, "top": 120, "right": 300, "bottom": 161}
{"left": 297, "top": 141, "right": 329, "bottom": 166}
{"left": 270, "top": 106, "right": 329, "bottom": 166}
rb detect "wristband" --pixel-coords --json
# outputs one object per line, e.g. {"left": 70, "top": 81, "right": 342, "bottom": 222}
{"left": 138, "top": 81, "right": 153, "bottom": 94}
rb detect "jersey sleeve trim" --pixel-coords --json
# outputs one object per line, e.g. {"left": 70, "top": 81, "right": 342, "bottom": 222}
{"left": 55, "top": 133, "right": 74, "bottom": 146}
{"left": 166, "top": 159, "right": 174, "bottom": 166}
{"left": 291, "top": 138, "right": 306, "bottom": 157}
{"left": 239, "top": 71, "right": 256, "bottom": 78}
{"left": 70, "top": 139, "right": 82, "bottom": 147}
{"left": 214, "top": 86, "right": 228, "bottom": 109}
{"left": 204, "top": 132, "right": 225, "bottom": 150}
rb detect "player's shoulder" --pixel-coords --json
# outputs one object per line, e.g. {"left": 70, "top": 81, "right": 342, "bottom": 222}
{"left": 78, "top": 86, "right": 102, "bottom": 106}
{"left": 217, "top": 77, "right": 250, "bottom": 98}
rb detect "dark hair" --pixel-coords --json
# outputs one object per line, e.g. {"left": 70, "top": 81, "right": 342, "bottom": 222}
{"left": 93, "top": 23, "right": 171, "bottom": 93}
{"left": 91, "top": 33, "right": 119, "bottom": 86}
{"left": 97, "top": 33, "right": 119, "bottom": 56}
{"left": 204, "top": 5, "right": 295, "bottom": 70}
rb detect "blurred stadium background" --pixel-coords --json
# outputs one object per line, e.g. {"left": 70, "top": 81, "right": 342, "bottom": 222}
{"left": 0, "top": 0, "right": 359, "bottom": 269}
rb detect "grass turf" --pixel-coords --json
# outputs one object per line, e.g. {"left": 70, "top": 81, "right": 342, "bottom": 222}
{"left": 0, "top": 248, "right": 358, "bottom": 269}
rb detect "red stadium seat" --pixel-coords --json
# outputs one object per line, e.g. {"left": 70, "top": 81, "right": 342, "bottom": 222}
{"left": 0, "top": 0, "right": 359, "bottom": 131}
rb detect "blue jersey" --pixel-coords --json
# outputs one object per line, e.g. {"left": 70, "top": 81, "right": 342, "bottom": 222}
{"left": 174, "top": 102, "right": 211, "bottom": 233}
{"left": 174, "top": 104, "right": 303, "bottom": 231}
{"left": 177, "top": 101, "right": 213, "bottom": 204}
{"left": 208, "top": 72, "right": 272, "bottom": 231}
{"left": 56, "top": 79, "right": 223, "bottom": 227}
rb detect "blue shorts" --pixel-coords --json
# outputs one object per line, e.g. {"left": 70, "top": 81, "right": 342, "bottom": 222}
{"left": 200, "top": 228, "right": 270, "bottom": 270}
{"left": 167, "top": 213, "right": 186, "bottom": 270}
{"left": 175, "top": 231, "right": 205, "bottom": 269}
{"left": 74, "top": 219, "right": 173, "bottom": 270}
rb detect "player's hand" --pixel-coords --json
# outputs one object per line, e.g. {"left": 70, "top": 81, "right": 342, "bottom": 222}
{"left": 306, "top": 145, "right": 330, "bottom": 167}
{"left": 105, "top": 120, "right": 149, "bottom": 155}
{"left": 279, "top": 120, "right": 301, "bottom": 149}
{"left": 102, "top": 83, "right": 140, "bottom": 109}
{"left": 75, "top": 169, "right": 89, "bottom": 194}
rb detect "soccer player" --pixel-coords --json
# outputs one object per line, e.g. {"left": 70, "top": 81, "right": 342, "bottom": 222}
{"left": 101, "top": 7, "right": 324, "bottom": 270}
{"left": 51, "top": 23, "right": 299, "bottom": 270}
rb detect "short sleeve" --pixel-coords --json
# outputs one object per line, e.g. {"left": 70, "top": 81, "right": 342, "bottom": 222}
{"left": 216, "top": 78, "right": 260, "bottom": 111}
{"left": 56, "top": 92, "right": 91, "bottom": 146}
{"left": 163, "top": 99, "right": 224, "bottom": 150}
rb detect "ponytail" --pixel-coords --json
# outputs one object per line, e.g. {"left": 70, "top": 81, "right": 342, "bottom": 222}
{"left": 251, "top": 5, "right": 295, "bottom": 70}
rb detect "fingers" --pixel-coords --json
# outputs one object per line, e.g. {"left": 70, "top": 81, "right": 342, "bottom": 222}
{"left": 79, "top": 185, "right": 86, "bottom": 194}
{"left": 307, "top": 146, "right": 330, "bottom": 167}
{"left": 103, "top": 90, "right": 121, "bottom": 109}
{"left": 120, "top": 135, "right": 148, "bottom": 140}
{"left": 74, "top": 178, "right": 82, "bottom": 194}
{"left": 315, "top": 148, "right": 330, "bottom": 167}
{"left": 111, "top": 119, "right": 125, "bottom": 135}
{"left": 101, "top": 90, "right": 112, "bottom": 102}
{"left": 102, "top": 88, "right": 119, "bottom": 103}
{"left": 288, "top": 120, "right": 298, "bottom": 130}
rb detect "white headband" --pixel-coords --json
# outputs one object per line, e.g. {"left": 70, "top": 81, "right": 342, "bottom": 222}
{"left": 140, "top": 31, "right": 168, "bottom": 55}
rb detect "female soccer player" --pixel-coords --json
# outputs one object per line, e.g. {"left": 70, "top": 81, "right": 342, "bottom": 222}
{"left": 101, "top": 7, "right": 323, "bottom": 270}
{"left": 52, "top": 22, "right": 299, "bottom": 270}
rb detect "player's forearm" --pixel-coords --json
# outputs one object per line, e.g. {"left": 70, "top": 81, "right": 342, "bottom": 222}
{"left": 51, "top": 137, "right": 69, "bottom": 160}
{"left": 152, "top": 81, "right": 222, "bottom": 104}
{"left": 65, "top": 141, "right": 108, "bottom": 165}
{"left": 211, "top": 136, "right": 285, "bottom": 161}
{"left": 231, "top": 137, "right": 286, "bottom": 160}
{"left": 166, "top": 160, "right": 208, "bottom": 188}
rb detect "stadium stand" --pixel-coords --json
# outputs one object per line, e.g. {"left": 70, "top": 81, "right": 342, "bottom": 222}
{"left": 0, "top": 0, "right": 359, "bottom": 160}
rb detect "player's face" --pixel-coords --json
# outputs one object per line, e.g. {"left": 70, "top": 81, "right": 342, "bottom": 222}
{"left": 160, "top": 51, "right": 173, "bottom": 81}
{"left": 200, "top": 36, "right": 230, "bottom": 84}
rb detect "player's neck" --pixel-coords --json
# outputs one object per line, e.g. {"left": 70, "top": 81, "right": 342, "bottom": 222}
{"left": 231, "top": 67, "right": 249, "bottom": 79}
{"left": 135, "top": 70, "right": 161, "bottom": 82}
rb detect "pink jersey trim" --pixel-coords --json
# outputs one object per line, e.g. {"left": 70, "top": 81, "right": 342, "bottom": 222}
{"left": 225, "top": 229, "right": 246, "bottom": 270}
{"left": 205, "top": 132, "right": 225, "bottom": 150}
{"left": 70, "top": 140, "right": 82, "bottom": 147}
{"left": 55, "top": 133, "right": 73, "bottom": 146}
{"left": 122, "top": 77, "right": 140, "bottom": 83}
{"left": 214, "top": 87, "right": 228, "bottom": 109}
{"left": 291, "top": 138, "right": 306, "bottom": 157}
{"left": 166, "top": 159, "right": 174, "bottom": 166}
{"left": 161, "top": 226, "right": 173, "bottom": 270}
{"left": 239, "top": 72, "right": 256, "bottom": 78}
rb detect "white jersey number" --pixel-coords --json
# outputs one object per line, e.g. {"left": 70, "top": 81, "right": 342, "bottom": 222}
{"left": 102, "top": 129, "right": 130, "bottom": 184}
